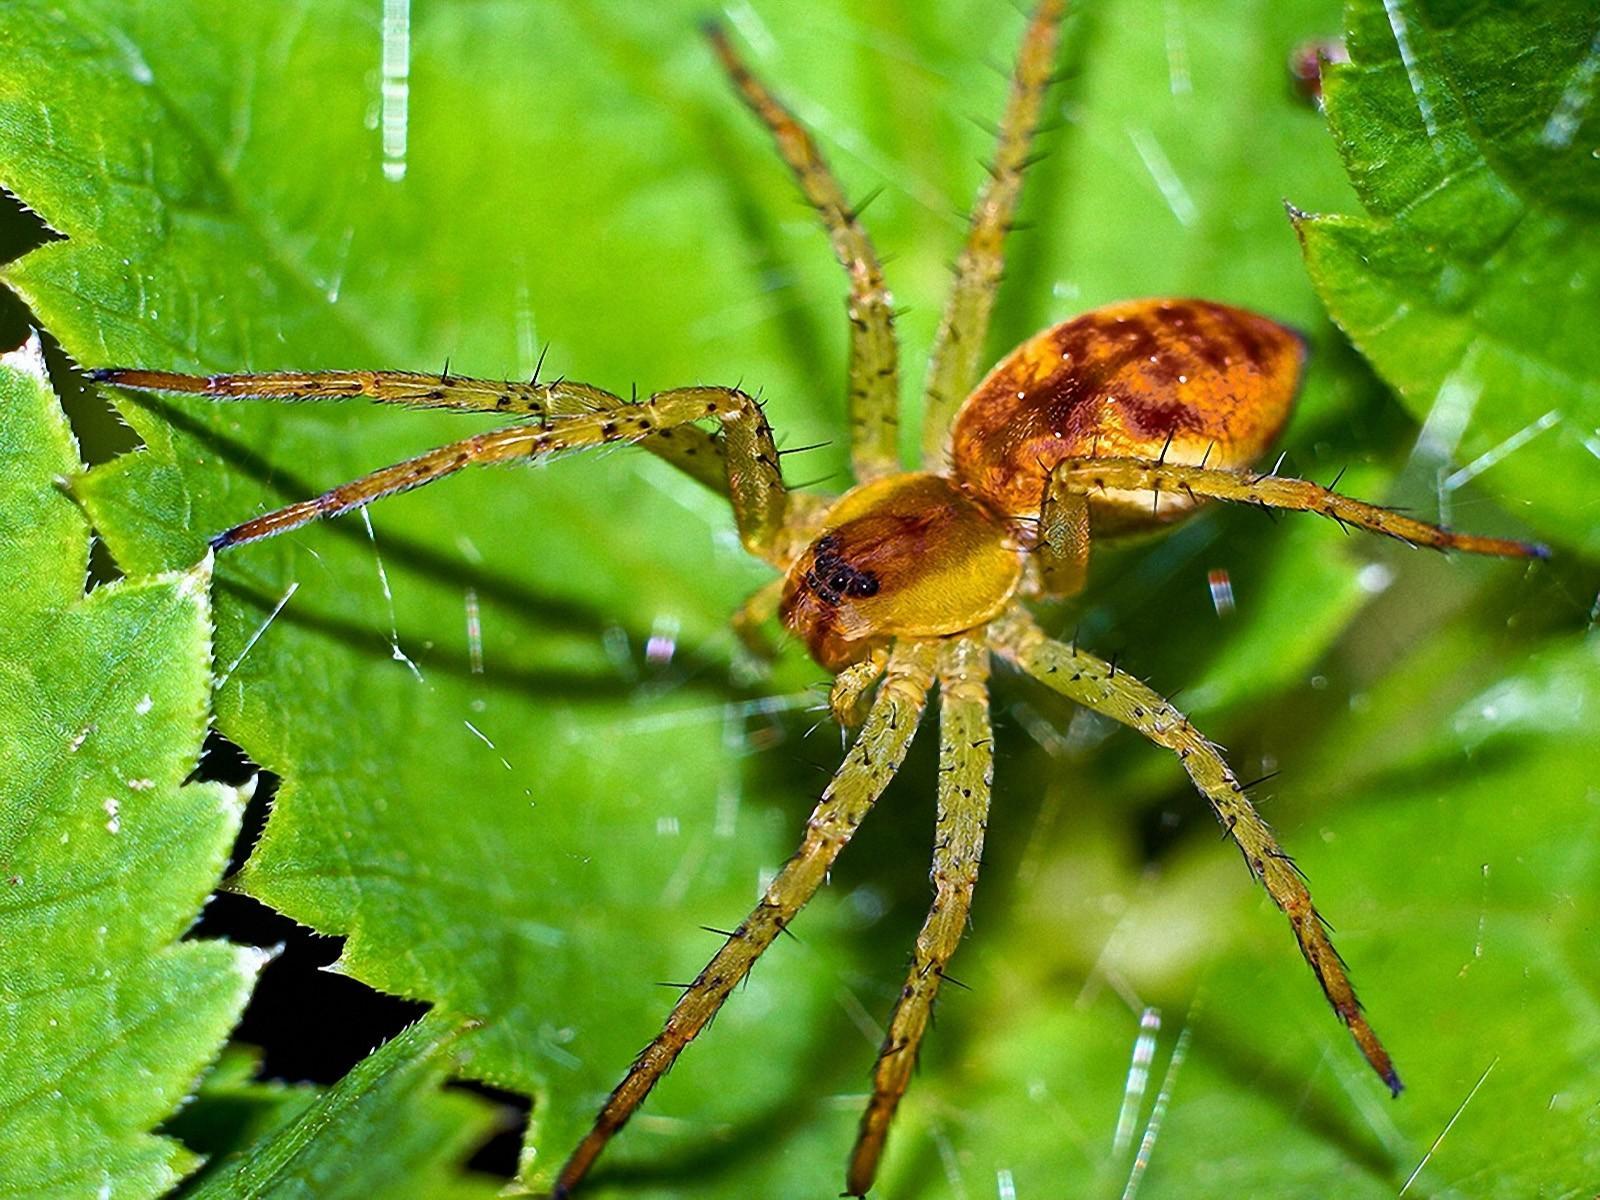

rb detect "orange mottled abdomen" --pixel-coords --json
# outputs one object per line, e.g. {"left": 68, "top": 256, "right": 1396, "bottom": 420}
{"left": 950, "top": 299, "right": 1304, "bottom": 533}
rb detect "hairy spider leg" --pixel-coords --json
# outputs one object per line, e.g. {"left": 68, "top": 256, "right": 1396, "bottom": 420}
{"left": 921, "top": 0, "right": 1067, "bottom": 467}
{"left": 1037, "top": 485, "right": 1091, "bottom": 596}
{"left": 988, "top": 606, "right": 1402, "bottom": 1094}
{"left": 89, "top": 366, "right": 732, "bottom": 497}
{"left": 848, "top": 633, "right": 992, "bottom": 1196}
{"left": 729, "top": 574, "right": 790, "bottom": 661}
{"left": 1047, "top": 457, "right": 1551, "bottom": 560}
{"left": 175, "top": 387, "right": 791, "bottom": 561}
{"left": 829, "top": 646, "right": 889, "bottom": 728}
{"left": 705, "top": 23, "right": 901, "bottom": 483}
{"left": 553, "top": 640, "right": 939, "bottom": 1198}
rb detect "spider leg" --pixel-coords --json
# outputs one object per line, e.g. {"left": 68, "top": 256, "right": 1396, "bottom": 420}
{"left": 704, "top": 23, "right": 901, "bottom": 484}
{"left": 920, "top": 0, "right": 1067, "bottom": 469}
{"left": 828, "top": 647, "right": 889, "bottom": 727}
{"left": 1036, "top": 481, "right": 1091, "bottom": 597}
{"left": 847, "top": 633, "right": 992, "bottom": 1196}
{"left": 730, "top": 575, "right": 788, "bottom": 661}
{"left": 1049, "top": 456, "right": 1549, "bottom": 559}
{"left": 552, "top": 639, "right": 938, "bottom": 1198}
{"left": 199, "top": 387, "right": 790, "bottom": 562}
{"left": 90, "top": 366, "right": 606, "bottom": 411}
{"left": 89, "top": 366, "right": 731, "bottom": 497}
{"left": 987, "top": 605, "right": 1403, "bottom": 1095}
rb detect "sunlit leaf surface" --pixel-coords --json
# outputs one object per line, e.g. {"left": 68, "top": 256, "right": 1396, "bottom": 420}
{"left": 1, "top": 0, "right": 1595, "bottom": 1195}
{"left": 0, "top": 335, "right": 255, "bottom": 1198}
{"left": 1297, "top": 0, "right": 1600, "bottom": 555}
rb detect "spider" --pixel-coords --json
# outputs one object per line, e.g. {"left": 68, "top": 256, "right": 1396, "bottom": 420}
{"left": 90, "top": 3, "right": 1546, "bottom": 1195}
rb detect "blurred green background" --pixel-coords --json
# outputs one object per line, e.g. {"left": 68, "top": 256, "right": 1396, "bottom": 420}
{"left": 1, "top": 0, "right": 1596, "bottom": 1196}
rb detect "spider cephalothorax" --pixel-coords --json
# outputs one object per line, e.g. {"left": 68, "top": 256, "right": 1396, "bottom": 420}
{"left": 781, "top": 472, "right": 1022, "bottom": 669}
{"left": 91, "top": 3, "right": 1546, "bottom": 1195}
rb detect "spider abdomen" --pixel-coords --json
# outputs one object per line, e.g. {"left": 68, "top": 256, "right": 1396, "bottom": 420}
{"left": 781, "top": 474, "right": 1022, "bottom": 669}
{"left": 949, "top": 298, "right": 1304, "bottom": 533}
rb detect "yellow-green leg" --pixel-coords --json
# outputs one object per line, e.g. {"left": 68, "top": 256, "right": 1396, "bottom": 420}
{"left": 988, "top": 605, "right": 1402, "bottom": 1095}
{"left": 827, "top": 647, "right": 888, "bottom": 728}
{"left": 1035, "top": 478, "right": 1092, "bottom": 597}
{"left": 1048, "top": 456, "right": 1549, "bottom": 559}
{"left": 848, "top": 633, "right": 992, "bottom": 1196}
{"left": 729, "top": 575, "right": 788, "bottom": 662}
{"left": 705, "top": 24, "right": 901, "bottom": 483}
{"left": 89, "top": 365, "right": 731, "bottom": 497}
{"left": 921, "top": 0, "right": 1067, "bottom": 468}
{"left": 123, "top": 385, "right": 792, "bottom": 562}
{"left": 552, "top": 639, "right": 938, "bottom": 1198}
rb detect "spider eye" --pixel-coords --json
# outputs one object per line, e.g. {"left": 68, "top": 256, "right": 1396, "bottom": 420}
{"left": 814, "top": 562, "right": 880, "bottom": 602}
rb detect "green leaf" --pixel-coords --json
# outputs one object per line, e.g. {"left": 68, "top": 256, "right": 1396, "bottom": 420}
{"left": 1296, "top": 0, "right": 1600, "bottom": 555}
{"left": 0, "top": 333, "right": 256, "bottom": 1198}
{"left": 185, "top": 1016, "right": 500, "bottom": 1200}
{"left": 1, "top": 1, "right": 1590, "bottom": 1197}
{"left": 160, "top": 1049, "right": 319, "bottom": 1185}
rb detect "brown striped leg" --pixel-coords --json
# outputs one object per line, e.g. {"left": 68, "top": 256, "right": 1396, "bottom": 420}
{"left": 705, "top": 24, "right": 901, "bottom": 483}
{"left": 89, "top": 366, "right": 731, "bottom": 497}
{"left": 920, "top": 0, "right": 1067, "bottom": 468}
{"left": 987, "top": 605, "right": 1401, "bottom": 1094}
{"left": 552, "top": 640, "right": 938, "bottom": 1198}
{"left": 847, "top": 633, "right": 991, "bottom": 1196}
{"left": 182, "top": 387, "right": 789, "bottom": 562}
{"left": 1050, "top": 457, "right": 1550, "bottom": 559}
